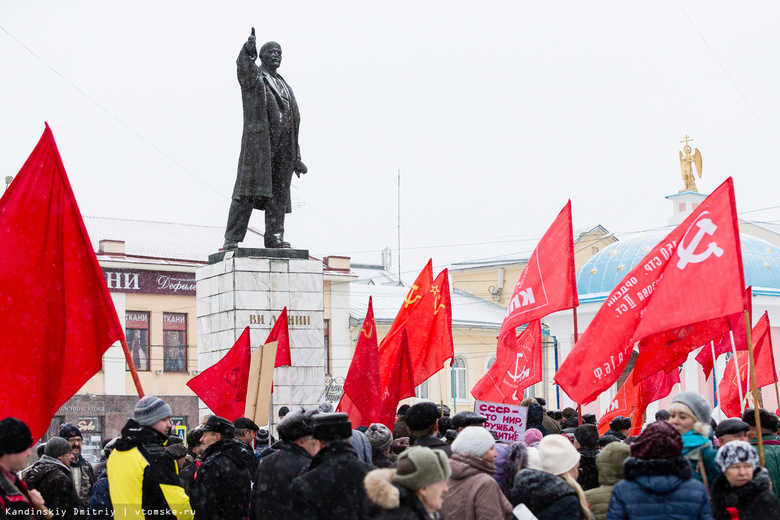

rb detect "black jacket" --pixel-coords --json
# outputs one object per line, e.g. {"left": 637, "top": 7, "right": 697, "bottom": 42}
{"left": 577, "top": 448, "right": 600, "bottom": 491}
{"left": 24, "top": 455, "right": 83, "bottom": 520}
{"left": 411, "top": 436, "right": 452, "bottom": 458}
{"left": 250, "top": 441, "right": 313, "bottom": 520}
{"left": 510, "top": 469, "right": 583, "bottom": 520}
{"left": 711, "top": 467, "right": 780, "bottom": 520}
{"left": 604, "top": 429, "right": 628, "bottom": 441}
{"left": 291, "top": 442, "right": 374, "bottom": 520}
{"left": 190, "top": 439, "right": 251, "bottom": 520}
{"left": 86, "top": 470, "right": 111, "bottom": 520}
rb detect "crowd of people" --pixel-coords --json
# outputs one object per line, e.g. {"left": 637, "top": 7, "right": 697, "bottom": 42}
{"left": 2, "top": 392, "right": 780, "bottom": 520}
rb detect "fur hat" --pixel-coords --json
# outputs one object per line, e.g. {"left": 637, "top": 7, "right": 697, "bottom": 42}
{"left": 539, "top": 434, "right": 580, "bottom": 476}
{"left": 134, "top": 396, "right": 173, "bottom": 427}
{"left": 716, "top": 440, "right": 760, "bottom": 472}
{"left": 451, "top": 426, "right": 495, "bottom": 457}
{"left": 58, "top": 423, "right": 82, "bottom": 440}
{"left": 0, "top": 418, "right": 33, "bottom": 456}
{"left": 599, "top": 434, "right": 620, "bottom": 448}
{"left": 582, "top": 414, "right": 597, "bottom": 425}
{"left": 312, "top": 413, "right": 352, "bottom": 441}
{"left": 610, "top": 416, "right": 632, "bottom": 431}
{"left": 671, "top": 392, "right": 711, "bottom": 425}
{"left": 404, "top": 402, "right": 439, "bottom": 431}
{"left": 392, "top": 446, "right": 451, "bottom": 490}
{"left": 277, "top": 407, "right": 318, "bottom": 442}
{"left": 741, "top": 408, "right": 779, "bottom": 432}
{"left": 201, "top": 415, "right": 235, "bottom": 438}
{"left": 366, "top": 423, "right": 393, "bottom": 451}
{"left": 391, "top": 437, "right": 410, "bottom": 455}
{"left": 524, "top": 428, "right": 543, "bottom": 446}
{"left": 574, "top": 424, "right": 599, "bottom": 450}
{"left": 166, "top": 443, "right": 188, "bottom": 460}
{"left": 44, "top": 437, "right": 72, "bottom": 458}
{"left": 452, "top": 411, "right": 487, "bottom": 430}
{"left": 630, "top": 421, "right": 682, "bottom": 460}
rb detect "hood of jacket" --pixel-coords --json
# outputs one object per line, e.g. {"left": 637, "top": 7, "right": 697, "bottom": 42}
{"left": 114, "top": 419, "right": 169, "bottom": 451}
{"left": 623, "top": 455, "right": 692, "bottom": 494}
{"left": 202, "top": 438, "right": 250, "bottom": 469}
{"left": 596, "top": 442, "right": 630, "bottom": 486}
{"left": 25, "top": 455, "right": 71, "bottom": 488}
{"left": 450, "top": 452, "right": 495, "bottom": 480}
{"left": 364, "top": 468, "right": 431, "bottom": 517}
{"left": 510, "top": 468, "right": 576, "bottom": 511}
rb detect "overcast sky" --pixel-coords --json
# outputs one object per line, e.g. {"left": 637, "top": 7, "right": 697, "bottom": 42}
{"left": 2, "top": 2, "right": 779, "bottom": 281}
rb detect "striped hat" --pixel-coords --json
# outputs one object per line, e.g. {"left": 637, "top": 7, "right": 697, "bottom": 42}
{"left": 134, "top": 396, "right": 173, "bottom": 427}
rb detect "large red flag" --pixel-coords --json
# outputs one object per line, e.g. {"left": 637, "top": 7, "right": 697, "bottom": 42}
{"left": 751, "top": 312, "right": 778, "bottom": 386}
{"left": 471, "top": 320, "right": 543, "bottom": 404}
{"left": 556, "top": 178, "right": 744, "bottom": 403}
{"left": 497, "top": 201, "right": 578, "bottom": 347}
{"left": 266, "top": 307, "right": 291, "bottom": 367}
{"left": 719, "top": 351, "right": 750, "bottom": 418}
{"left": 597, "top": 368, "right": 679, "bottom": 436}
{"left": 0, "top": 124, "right": 125, "bottom": 441}
{"left": 378, "top": 330, "right": 415, "bottom": 429}
{"left": 336, "top": 298, "right": 381, "bottom": 428}
{"left": 696, "top": 287, "right": 752, "bottom": 379}
{"left": 186, "top": 327, "right": 251, "bottom": 421}
{"left": 378, "top": 261, "right": 454, "bottom": 394}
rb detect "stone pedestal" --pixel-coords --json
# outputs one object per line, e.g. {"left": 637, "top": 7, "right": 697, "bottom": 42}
{"left": 196, "top": 251, "right": 325, "bottom": 426}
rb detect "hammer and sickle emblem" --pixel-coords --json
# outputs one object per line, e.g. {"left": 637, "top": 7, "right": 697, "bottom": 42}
{"left": 223, "top": 367, "right": 241, "bottom": 389}
{"left": 404, "top": 284, "right": 423, "bottom": 308}
{"left": 362, "top": 321, "right": 374, "bottom": 339}
{"left": 676, "top": 212, "right": 724, "bottom": 270}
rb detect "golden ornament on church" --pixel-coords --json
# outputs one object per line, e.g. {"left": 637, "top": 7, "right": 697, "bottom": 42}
{"left": 679, "top": 134, "right": 702, "bottom": 192}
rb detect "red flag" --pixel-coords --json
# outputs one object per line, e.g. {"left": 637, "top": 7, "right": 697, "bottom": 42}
{"left": 717, "top": 312, "right": 776, "bottom": 417}
{"left": 186, "top": 327, "right": 251, "bottom": 421}
{"left": 0, "top": 124, "right": 125, "bottom": 441}
{"left": 497, "top": 202, "right": 578, "bottom": 347}
{"left": 696, "top": 287, "right": 752, "bottom": 379}
{"left": 556, "top": 178, "right": 745, "bottom": 403}
{"left": 336, "top": 298, "right": 381, "bottom": 428}
{"left": 641, "top": 368, "right": 680, "bottom": 406}
{"left": 471, "top": 321, "right": 543, "bottom": 404}
{"left": 378, "top": 261, "right": 454, "bottom": 394}
{"left": 266, "top": 307, "right": 291, "bottom": 367}
{"left": 378, "top": 330, "right": 415, "bottom": 429}
{"left": 597, "top": 373, "right": 642, "bottom": 436}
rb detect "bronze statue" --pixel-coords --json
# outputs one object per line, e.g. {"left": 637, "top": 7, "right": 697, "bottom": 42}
{"left": 679, "top": 134, "right": 702, "bottom": 192}
{"left": 224, "top": 28, "right": 307, "bottom": 250}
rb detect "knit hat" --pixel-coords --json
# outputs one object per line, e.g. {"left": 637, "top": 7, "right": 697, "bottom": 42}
{"left": 574, "top": 424, "right": 599, "bottom": 450}
{"left": 201, "top": 415, "right": 235, "bottom": 438}
{"left": 715, "top": 418, "right": 750, "bottom": 438}
{"left": 58, "top": 423, "right": 82, "bottom": 440}
{"left": 451, "top": 411, "right": 487, "bottom": 430}
{"left": 526, "top": 447, "right": 544, "bottom": 471}
{"left": 539, "top": 434, "right": 580, "bottom": 476}
{"left": 277, "top": 407, "right": 318, "bottom": 442}
{"left": 630, "top": 421, "right": 682, "bottom": 460}
{"left": 366, "top": 423, "right": 393, "bottom": 451}
{"left": 134, "top": 396, "right": 173, "bottom": 427}
{"left": 716, "top": 440, "right": 760, "bottom": 472}
{"left": 256, "top": 428, "right": 270, "bottom": 443}
{"left": 392, "top": 446, "right": 452, "bottom": 490}
{"left": 312, "top": 413, "right": 352, "bottom": 441}
{"left": 0, "top": 418, "right": 33, "bottom": 456}
{"left": 404, "top": 402, "right": 440, "bottom": 431}
{"left": 671, "top": 392, "right": 711, "bottom": 425}
{"left": 451, "top": 426, "right": 495, "bottom": 457}
{"left": 44, "top": 437, "right": 72, "bottom": 458}
{"left": 524, "top": 428, "right": 543, "bottom": 446}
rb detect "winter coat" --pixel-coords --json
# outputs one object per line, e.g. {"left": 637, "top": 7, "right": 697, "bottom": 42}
{"left": 86, "top": 470, "right": 112, "bottom": 520}
{"left": 578, "top": 448, "right": 600, "bottom": 491}
{"left": 711, "top": 467, "right": 780, "bottom": 520}
{"left": 24, "top": 455, "right": 83, "bottom": 520}
{"left": 69, "top": 454, "right": 96, "bottom": 508}
{"left": 542, "top": 413, "right": 562, "bottom": 435}
{"left": 372, "top": 450, "right": 395, "bottom": 469}
{"left": 750, "top": 435, "right": 780, "bottom": 501}
{"left": 510, "top": 468, "right": 584, "bottom": 520}
{"left": 107, "top": 419, "right": 192, "bottom": 520}
{"left": 291, "top": 441, "right": 374, "bottom": 520}
{"left": 411, "top": 436, "right": 452, "bottom": 458}
{"left": 364, "top": 469, "right": 434, "bottom": 520}
{"left": 250, "top": 440, "right": 313, "bottom": 520}
{"left": 603, "top": 430, "right": 628, "bottom": 442}
{"left": 353, "top": 430, "right": 375, "bottom": 465}
{"left": 606, "top": 456, "right": 713, "bottom": 520}
{"left": 584, "top": 442, "right": 630, "bottom": 520}
{"left": 236, "top": 440, "right": 258, "bottom": 478}
{"left": 0, "top": 466, "right": 36, "bottom": 520}
{"left": 526, "top": 404, "right": 549, "bottom": 436}
{"left": 681, "top": 433, "right": 720, "bottom": 489}
{"left": 393, "top": 419, "right": 410, "bottom": 440}
{"left": 190, "top": 439, "right": 251, "bottom": 520}
{"left": 440, "top": 452, "right": 513, "bottom": 520}
{"left": 177, "top": 459, "right": 198, "bottom": 497}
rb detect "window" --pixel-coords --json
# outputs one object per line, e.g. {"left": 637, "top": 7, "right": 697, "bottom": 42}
{"left": 126, "top": 312, "right": 150, "bottom": 371}
{"left": 452, "top": 357, "right": 467, "bottom": 400}
{"left": 487, "top": 356, "right": 496, "bottom": 369}
{"left": 163, "top": 313, "right": 187, "bottom": 372}
{"left": 416, "top": 380, "right": 429, "bottom": 400}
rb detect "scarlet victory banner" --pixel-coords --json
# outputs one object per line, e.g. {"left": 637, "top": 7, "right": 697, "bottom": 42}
{"left": 471, "top": 320, "right": 543, "bottom": 404}
{"left": 379, "top": 330, "right": 416, "bottom": 429}
{"left": 556, "top": 178, "right": 745, "bottom": 404}
{"left": 497, "top": 201, "right": 578, "bottom": 347}
{"left": 187, "top": 327, "right": 251, "bottom": 421}
{"left": 337, "top": 297, "right": 382, "bottom": 427}
{"left": 0, "top": 125, "right": 126, "bottom": 441}
{"left": 266, "top": 306, "right": 291, "bottom": 367}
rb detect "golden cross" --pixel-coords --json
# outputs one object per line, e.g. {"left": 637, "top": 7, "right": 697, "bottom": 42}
{"left": 680, "top": 134, "right": 694, "bottom": 146}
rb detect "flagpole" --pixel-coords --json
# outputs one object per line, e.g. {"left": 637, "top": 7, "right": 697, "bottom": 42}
{"left": 573, "top": 306, "right": 581, "bottom": 426}
{"left": 745, "top": 310, "right": 764, "bottom": 466}
{"left": 710, "top": 341, "right": 721, "bottom": 415}
{"left": 730, "top": 329, "right": 744, "bottom": 409}
{"left": 120, "top": 338, "right": 145, "bottom": 398}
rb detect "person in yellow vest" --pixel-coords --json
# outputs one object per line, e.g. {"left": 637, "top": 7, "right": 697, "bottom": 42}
{"left": 107, "top": 397, "right": 192, "bottom": 520}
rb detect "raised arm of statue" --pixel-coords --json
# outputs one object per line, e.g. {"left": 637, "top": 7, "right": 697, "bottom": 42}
{"left": 236, "top": 28, "right": 259, "bottom": 88}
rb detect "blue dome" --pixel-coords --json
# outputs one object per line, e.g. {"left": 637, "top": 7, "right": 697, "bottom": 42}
{"left": 577, "top": 230, "right": 780, "bottom": 302}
